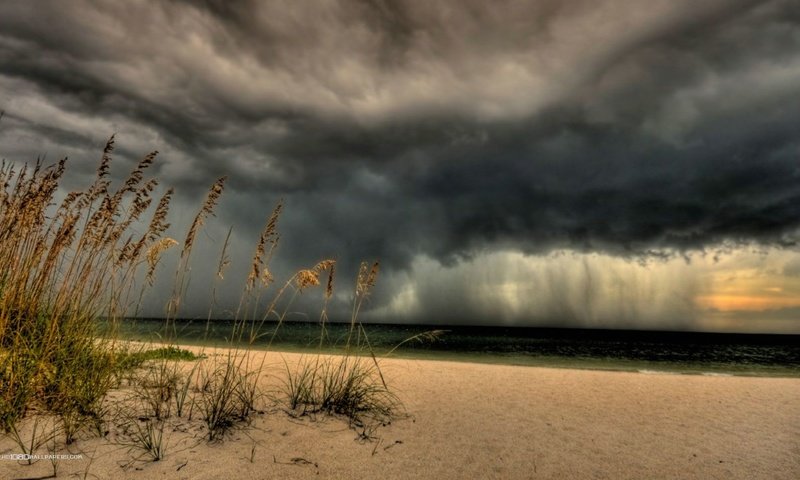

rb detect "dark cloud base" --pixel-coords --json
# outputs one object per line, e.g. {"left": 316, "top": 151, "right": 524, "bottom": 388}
{"left": 1, "top": 0, "right": 800, "bottom": 327}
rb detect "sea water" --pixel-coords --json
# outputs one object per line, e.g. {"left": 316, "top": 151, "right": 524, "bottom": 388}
{"left": 108, "top": 318, "right": 800, "bottom": 377}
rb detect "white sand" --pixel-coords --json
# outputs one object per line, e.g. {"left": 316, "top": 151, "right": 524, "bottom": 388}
{"left": 2, "top": 349, "right": 799, "bottom": 479}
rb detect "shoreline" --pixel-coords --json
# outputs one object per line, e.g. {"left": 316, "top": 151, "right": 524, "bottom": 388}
{"left": 114, "top": 337, "right": 800, "bottom": 379}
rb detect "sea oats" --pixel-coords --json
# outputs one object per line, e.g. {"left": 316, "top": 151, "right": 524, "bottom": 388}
{"left": 146, "top": 237, "right": 179, "bottom": 285}
{"left": 215, "top": 227, "right": 233, "bottom": 281}
{"left": 123, "top": 151, "right": 157, "bottom": 193}
{"left": 296, "top": 269, "right": 320, "bottom": 291}
{"left": 260, "top": 267, "right": 274, "bottom": 286}
{"left": 98, "top": 135, "right": 113, "bottom": 179}
{"left": 367, "top": 262, "right": 380, "bottom": 289}
{"left": 183, "top": 176, "right": 226, "bottom": 260}
{"left": 356, "top": 261, "right": 380, "bottom": 299}
{"left": 356, "top": 262, "right": 369, "bottom": 297}
{"left": 325, "top": 263, "right": 336, "bottom": 300}
{"left": 247, "top": 201, "right": 283, "bottom": 291}
{"left": 313, "top": 259, "right": 336, "bottom": 273}
{"left": 82, "top": 135, "right": 115, "bottom": 205}
{"left": 145, "top": 188, "right": 173, "bottom": 244}
{"left": 248, "top": 230, "right": 268, "bottom": 290}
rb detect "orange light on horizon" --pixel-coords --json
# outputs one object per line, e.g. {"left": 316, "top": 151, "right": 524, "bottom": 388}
{"left": 695, "top": 294, "right": 800, "bottom": 312}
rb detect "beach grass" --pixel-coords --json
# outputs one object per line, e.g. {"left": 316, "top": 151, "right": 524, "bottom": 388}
{"left": 1, "top": 138, "right": 164, "bottom": 443}
{"left": 0, "top": 139, "right": 414, "bottom": 470}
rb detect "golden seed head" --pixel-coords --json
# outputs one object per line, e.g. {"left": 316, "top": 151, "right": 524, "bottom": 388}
{"left": 146, "top": 237, "right": 178, "bottom": 284}
{"left": 325, "top": 263, "right": 336, "bottom": 300}
{"left": 356, "top": 261, "right": 380, "bottom": 298}
{"left": 313, "top": 259, "right": 336, "bottom": 273}
{"left": 260, "top": 267, "right": 274, "bottom": 286}
{"left": 296, "top": 269, "right": 320, "bottom": 291}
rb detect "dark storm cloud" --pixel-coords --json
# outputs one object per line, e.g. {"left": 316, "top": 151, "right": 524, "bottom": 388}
{"left": 1, "top": 0, "right": 800, "bottom": 322}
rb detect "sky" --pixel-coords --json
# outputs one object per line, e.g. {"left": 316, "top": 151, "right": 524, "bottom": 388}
{"left": 1, "top": 0, "right": 800, "bottom": 332}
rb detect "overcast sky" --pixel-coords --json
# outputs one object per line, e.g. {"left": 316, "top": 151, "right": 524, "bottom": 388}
{"left": 2, "top": 0, "right": 800, "bottom": 332}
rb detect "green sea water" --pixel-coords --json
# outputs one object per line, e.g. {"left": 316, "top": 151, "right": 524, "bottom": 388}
{"left": 106, "top": 318, "right": 800, "bottom": 377}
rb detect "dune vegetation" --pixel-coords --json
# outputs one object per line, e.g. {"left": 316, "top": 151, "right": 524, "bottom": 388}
{"left": 0, "top": 137, "right": 404, "bottom": 472}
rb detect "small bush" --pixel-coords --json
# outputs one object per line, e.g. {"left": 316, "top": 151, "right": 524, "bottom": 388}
{"left": 117, "top": 417, "right": 167, "bottom": 462}
{"left": 132, "top": 359, "right": 181, "bottom": 421}
{"left": 283, "top": 354, "right": 397, "bottom": 427}
{"left": 116, "top": 346, "right": 201, "bottom": 371}
{"left": 197, "top": 355, "right": 259, "bottom": 441}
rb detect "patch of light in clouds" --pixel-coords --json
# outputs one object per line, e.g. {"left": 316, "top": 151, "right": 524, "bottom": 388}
{"left": 371, "top": 247, "right": 800, "bottom": 333}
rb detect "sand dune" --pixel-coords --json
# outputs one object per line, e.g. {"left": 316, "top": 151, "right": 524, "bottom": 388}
{"left": 2, "top": 349, "right": 798, "bottom": 479}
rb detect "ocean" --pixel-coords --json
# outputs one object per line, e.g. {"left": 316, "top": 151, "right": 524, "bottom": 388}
{"left": 110, "top": 318, "right": 800, "bottom": 377}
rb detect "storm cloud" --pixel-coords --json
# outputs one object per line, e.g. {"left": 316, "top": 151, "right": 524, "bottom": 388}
{"left": 1, "top": 0, "right": 800, "bottom": 328}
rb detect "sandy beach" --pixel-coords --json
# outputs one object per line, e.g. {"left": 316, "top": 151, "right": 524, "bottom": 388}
{"left": 2, "top": 348, "right": 798, "bottom": 480}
